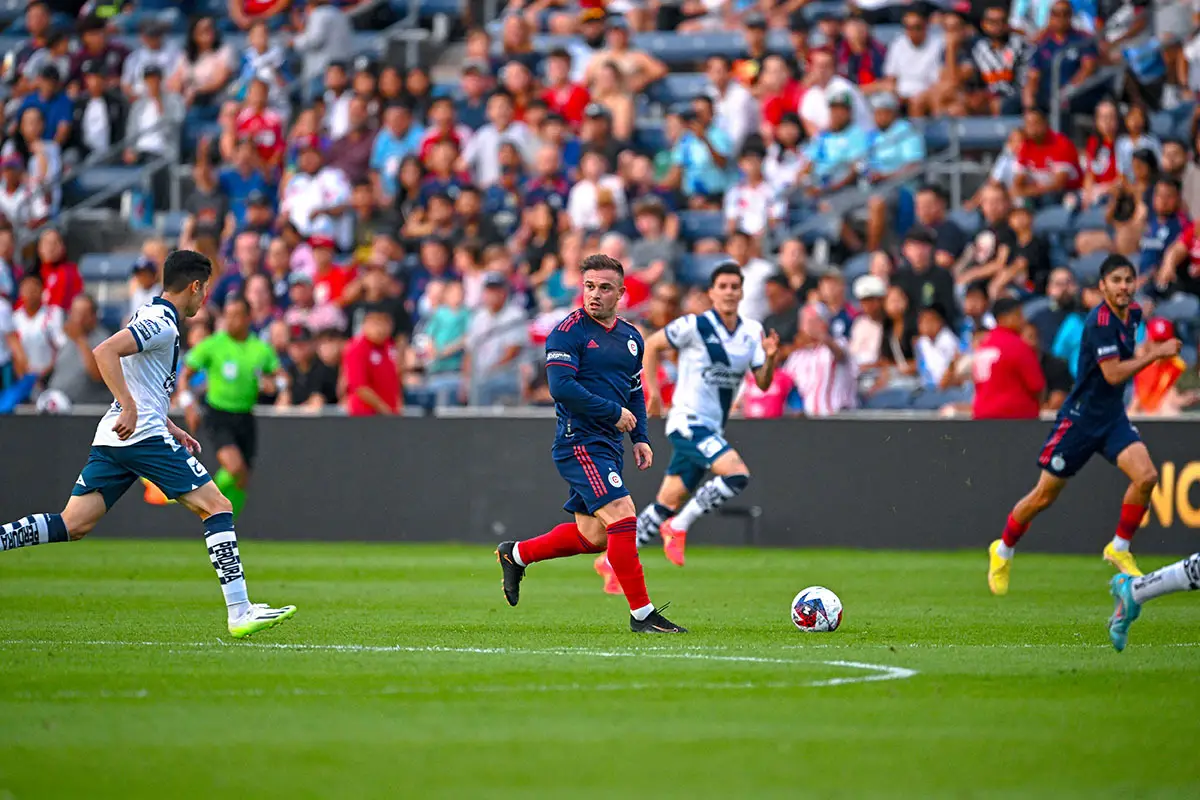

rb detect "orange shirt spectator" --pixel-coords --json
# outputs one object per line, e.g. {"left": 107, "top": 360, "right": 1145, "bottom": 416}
{"left": 344, "top": 305, "right": 400, "bottom": 416}
{"left": 972, "top": 299, "right": 1044, "bottom": 420}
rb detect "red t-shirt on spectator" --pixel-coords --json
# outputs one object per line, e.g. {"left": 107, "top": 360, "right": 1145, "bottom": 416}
{"left": 241, "top": 0, "right": 280, "bottom": 16}
{"left": 971, "top": 326, "right": 1045, "bottom": 420}
{"left": 1083, "top": 136, "right": 1119, "bottom": 185}
{"left": 313, "top": 266, "right": 354, "bottom": 307}
{"left": 343, "top": 334, "right": 400, "bottom": 416}
{"left": 542, "top": 84, "right": 590, "bottom": 129}
{"left": 418, "top": 126, "right": 473, "bottom": 164}
{"left": 27, "top": 261, "right": 84, "bottom": 311}
{"left": 236, "top": 107, "right": 285, "bottom": 167}
{"left": 1016, "top": 131, "right": 1082, "bottom": 191}
{"left": 740, "top": 370, "right": 795, "bottom": 419}
{"left": 761, "top": 82, "right": 804, "bottom": 129}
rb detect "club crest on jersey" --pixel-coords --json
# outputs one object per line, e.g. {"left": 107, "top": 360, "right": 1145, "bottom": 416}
{"left": 1051, "top": 454, "right": 1066, "bottom": 472}
{"left": 627, "top": 339, "right": 638, "bottom": 356}
{"left": 607, "top": 471, "right": 623, "bottom": 488}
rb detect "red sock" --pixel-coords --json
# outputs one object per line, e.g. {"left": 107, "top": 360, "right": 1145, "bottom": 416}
{"left": 518, "top": 523, "right": 603, "bottom": 564}
{"left": 1001, "top": 514, "right": 1030, "bottom": 548}
{"left": 1115, "top": 503, "right": 1147, "bottom": 542}
{"left": 605, "top": 517, "right": 651, "bottom": 612}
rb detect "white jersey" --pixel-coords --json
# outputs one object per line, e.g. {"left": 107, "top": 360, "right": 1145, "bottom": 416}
{"left": 93, "top": 298, "right": 180, "bottom": 448}
{"left": 664, "top": 310, "right": 766, "bottom": 437}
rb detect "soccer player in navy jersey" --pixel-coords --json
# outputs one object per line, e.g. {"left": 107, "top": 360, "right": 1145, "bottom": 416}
{"left": 988, "top": 254, "right": 1182, "bottom": 595}
{"left": 496, "top": 254, "right": 687, "bottom": 633}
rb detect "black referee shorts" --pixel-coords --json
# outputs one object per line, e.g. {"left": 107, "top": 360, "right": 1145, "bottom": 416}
{"left": 203, "top": 408, "right": 258, "bottom": 467}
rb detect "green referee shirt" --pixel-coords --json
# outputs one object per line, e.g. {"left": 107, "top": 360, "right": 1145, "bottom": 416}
{"left": 185, "top": 332, "right": 280, "bottom": 414}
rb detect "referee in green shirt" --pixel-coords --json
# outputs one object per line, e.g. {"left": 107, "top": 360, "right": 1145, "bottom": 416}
{"left": 179, "top": 296, "right": 285, "bottom": 518}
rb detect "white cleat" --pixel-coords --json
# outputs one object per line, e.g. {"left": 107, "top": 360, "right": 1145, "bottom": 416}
{"left": 228, "top": 603, "right": 297, "bottom": 639}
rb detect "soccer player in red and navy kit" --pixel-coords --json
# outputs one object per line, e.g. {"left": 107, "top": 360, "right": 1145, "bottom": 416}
{"left": 988, "top": 255, "right": 1182, "bottom": 595}
{"left": 496, "top": 254, "right": 687, "bottom": 633}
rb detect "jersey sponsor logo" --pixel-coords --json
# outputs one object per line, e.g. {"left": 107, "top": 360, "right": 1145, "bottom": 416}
{"left": 131, "top": 318, "right": 161, "bottom": 342}
{"left": 627, "top": 338, "right": 638, "bottom": 356}
{"left": 607, "top": 471, "right": 623, "bottom": 488}
{"left": 1097, "top": 345, "right": 1119, "bottom": 358}
{"left": 701, "top": 364, "right": 745, "bottom": 389}
{"left": 546, "top": 350, "right": 573, "bottom": 362}
{"left": 221, "top": 361, "right": 239, "bottom": 380}
{"left": 704, "top": 334, "right": 721, "bottom": 345}
{"left": 206, "top": 540, "right": 244, "bottom": 585}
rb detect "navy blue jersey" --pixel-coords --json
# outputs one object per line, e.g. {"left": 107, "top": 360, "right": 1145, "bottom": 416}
{"left": 1061, "top": 301, "right": 1142, "bottom": 426}
{"left": 545, "top": 309, "right": 649, "bottom": 451}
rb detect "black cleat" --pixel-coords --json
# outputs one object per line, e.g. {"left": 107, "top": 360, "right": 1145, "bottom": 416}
{"left": 630, "top": 603, "right": 688, "bottom": 633}
{"left": 496, "top": 541, "right": 525, "bottom": 607}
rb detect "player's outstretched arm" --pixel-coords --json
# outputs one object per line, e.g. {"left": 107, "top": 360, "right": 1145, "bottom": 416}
{"left": 93, "top": 329, "right": 142, "bottom": 439}
{"left": 1100, "top": 338, "right": 1182, "bottom": 386}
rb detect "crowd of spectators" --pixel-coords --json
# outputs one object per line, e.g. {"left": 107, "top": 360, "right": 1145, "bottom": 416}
{"left": 1, "top": 0, "right": 1200, "bottom": 419}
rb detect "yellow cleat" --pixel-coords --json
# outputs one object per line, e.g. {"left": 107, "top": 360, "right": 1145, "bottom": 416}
{"left": 988, "top": 539, "right": 1011, "bottom": 596}
{"left": 1103, "top": 543, "right": 1143, "bottom": 577}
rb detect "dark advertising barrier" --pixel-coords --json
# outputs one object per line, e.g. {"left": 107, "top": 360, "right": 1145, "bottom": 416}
{"left": 3, "top": 416, "right": 1200, "bottom": 554}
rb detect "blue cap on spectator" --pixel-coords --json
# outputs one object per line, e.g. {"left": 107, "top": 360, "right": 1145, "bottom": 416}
{"left": 482, "top": 272, "right": 508, "bottom": 289}
{"left": 131, "top": 256, "right": 157, "bottom": 274}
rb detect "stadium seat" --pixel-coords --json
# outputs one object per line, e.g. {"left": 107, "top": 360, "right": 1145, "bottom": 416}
{"left": 677, "top": 253, "right": 730, "bottom": 286}
{"left": 920, "top": 119, "right": 952, "bottom": 152}
{"left": 111, "top": 9, "right": 185, "bottom": 35}
{"left": 677, "top": 211, "right": 725, "bottom": 243}
{"left": 1033, "top": 205, "right": 1074, "bottom": 237}
{"left": 948, "top": 209, "right": 982, "bottom": 237}
{"left": 842, "top": 252, "right": 872, "bottom": 283}
{"left": 1155, "top": 294, "right": 1200, "bottom": 324}
{"left": 79, "top": 253, "right": 141, "bottom": 282}
{"left": 157, "top": 210, "right": 187, "bottom": 240}
{"left": 954, "top": 116, "right": 1022, "bottom": 152}
{"left": 1021, "top": 296, "right": 1052, "bottom": 320}
{"left": 98, "top": 303, "right": 127, "bottom": 334}
{"left": 633, "top": 124, "right": 668, "bottom": 155}
{"left": 649, "top": 73, "right": 709, "bottom": 105}
{"left": 528, "top": 34, "right": 578, "bottom": 54}
{"left": 802, "top": 1, "right": 848, "bottom": 20}
{"left": 632, "top": 31, "right": 744, "bottom": 64}
{"left": 65, "top": 167, "right": 146, "bottom": 207}
{"left": 392, "top": 0, "right": 465, "bottom": 19}
{"left": 1071, "top": 250, "right": 1110, "bottom": 285}
{"left": 1074, "top": 204, "right": 1108, "bottom": 232}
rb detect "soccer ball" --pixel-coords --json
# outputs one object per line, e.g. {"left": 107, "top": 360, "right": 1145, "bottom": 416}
{"left": 790, "top": 586, "right": 843, "bottom": 632}
{"left": 36, "top": 389, "right": 73, "bottom": 416}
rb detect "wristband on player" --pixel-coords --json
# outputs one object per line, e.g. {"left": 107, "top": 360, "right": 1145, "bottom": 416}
{"left": 179, "top": 390, "right": 196, "bottom": 409}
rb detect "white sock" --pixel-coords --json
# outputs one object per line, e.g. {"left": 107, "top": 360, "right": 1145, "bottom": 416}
{"left": 996, "top": 541, "right": 1015, "bottom": 560}
{"left": 1131, "top": 553, "right": 1200, "bottom": 603}
{"left": 673, "top": 476, "right": 742, "bottom": 532}
{"left": 203, "top": 513, "right": 249, "bottom": 621}
{"left": 631, "top": 603, "right": 655, "bottom": 621}
{"left": 511, "top": 542, "right": 526, "bottom": 567}
{"left": 1110, "top": 536, "right": 1131, "bottom": 552}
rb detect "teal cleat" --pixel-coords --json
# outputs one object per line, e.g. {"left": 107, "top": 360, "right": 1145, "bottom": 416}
{"left": 1107, "top": 574, "right": 1141, "bottom": 652}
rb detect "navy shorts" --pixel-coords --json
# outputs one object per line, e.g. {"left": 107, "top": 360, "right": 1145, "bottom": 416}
{"left": 666, "top": 425, "right": 733, "bottom": 492}
{"left": 553, "top": 441, "right": 629, "bottom": 516}
{"left": 72, "top": 437, "right": 213, "bottom": 509}
{"left": 1037, "top": 414, "right": 1142, "bottom": 478}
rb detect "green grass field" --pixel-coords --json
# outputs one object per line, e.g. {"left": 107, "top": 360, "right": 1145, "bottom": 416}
{"left": 1, "top": 540, "right": 1198, "bottom": 799}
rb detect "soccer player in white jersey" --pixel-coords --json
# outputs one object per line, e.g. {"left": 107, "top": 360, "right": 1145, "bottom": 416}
{"left": 595, "top": 262, "right": 779, "bottom": 592}
{"left": 0, "top": 250, "right": 296, "bottom": 638}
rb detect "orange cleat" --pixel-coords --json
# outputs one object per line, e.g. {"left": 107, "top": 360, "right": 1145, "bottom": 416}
{"left": 660, "top": 519, "right": 687, "bottom": 567}
{"left": 594, "top": 554, "right": 622, "bottom": 595}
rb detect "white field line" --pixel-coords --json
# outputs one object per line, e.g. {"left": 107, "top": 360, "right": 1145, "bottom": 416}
{"left": 0, "top": 638, "right": 918, "bottom": 694}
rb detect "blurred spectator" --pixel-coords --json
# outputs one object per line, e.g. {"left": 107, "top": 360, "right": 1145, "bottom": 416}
{"left": 19, "top": 28, "right": 72, "bottom": 99}
{"left": 419, "top": 278, "right": 471, "bottom": 406}
{"left": 344, "top": 304, "right": 400, "bottom": 416}
{"left": 419, "top": 97, "right": 473, "bottom": 163}
{"left": 895, "top": 226, "right": 957, "bottom": 327}
{"left": 464, "top": 273, "right": 527, "bottom": 405}
{"left": 220, "top": 138, "right": 275, "bottom": 228}
{"left": 231, "top": 0, "right": 293, "bottom": 31}
{"left": 994, "top": 204, "right": 1053, "bottom": 296}
{"left": 783, "top": 303, "right": 857, "bottom": 416}
{"left": 583, "top": 16, "right": 666, "bottom": 94}
{"left": 1138, "top": 177, "right": 1185, "bottom": 285}
{"left": 1094, "top": 0, "right": 1151, "bottom": 63}
{"left": 278, "top": 327, "right": 339, "bottom": 410}
{"left": 212, "top": 231, "right": 264, "bottom": 309}
{"left": 483, "top": 166, "right": 525, "bottom": 241}
{"left": 17, "top": 65, "right": 72, "bottom": 148}
{"left": 329, "top": 96, "right": 378, "bottom": 185}
{"left": 588, "top": 62, "right": 634, "bottom": 142}
{"left": 4, "top": 2, "right": 53, "bottom": 90}
{"left": 964, "top": 6, "right": 1028, "bottom": 116}
{"left": 285, "top": 271, "right": 346, "bottom": 333}
{"left": 1051, "top": 280, "right": 1103, "bottom": 376}
{"left": 30, "top": 229, "right": 81, "bottom": 311}
{"left": 1081, "top": 100, "right": 1122, "bottom": 207}
{"left": 726, "top": 230, "right": 774, "bottom": 323}
{"left": 724, "top": 144, "right": 783, "bottom": 238}
{"left": 1014, "top": 107, "right": 1082, "bottom": 206}
{"left": 735, "top": 14, "right": 770, "bottom": 82}
{"left": 1115, "top": 104, "right": 1160, "bottom": 181}
{"left": 371, "top": 100, "right": 423, "bottom": 205}
{"left": 168, "top": 16, "right": 236, "bottom": 108}
{"left": 231, "top": 22, "right": 291, "bottom": 110}
{"left": 758, "top": 57, "right": 804, "bottom": 140}
{"left": 706, "top": 55, "right": 758, "bottom": 154}
{"left": 1128, "top": 317, "right": 1196, "bottom": 415}
{"left": 737, "top": 366, "right": 795, "bottom": 419}
{"left": 0, "top": 154, "right": 47, "bottom": 230}
{"left": 236, "top": 77, "right": 287, "bottom": 174}
{"left": 1161, "top": 139, "right": 1188, "bottom": 184}
{"left": 455, "top": 60, "right": 492, "bottom": 131}
{"left": 127, "top": 256, "right": 160, "bottom": 322}
{"left": 245, "top": 274, "right": 280, "bottom": 337}
{"left": 848, "top": 274, "right": 887, "bottom": 369}
{"left": 45, "top": 293, "right": 108, "bottom": 405}
{"left": 971, "top": 297, "right": 1043, "bottom": 419}
{"left": 71, "top": 59, "right": 127, "bottom": 161}
{"left": 819, "top": 268, "right": 854, "bottom": 340}
{"left": 69, "top": 15, "right": 128, "bottom": 93}
{"left": 762, "top": 273, "right": 800, "bottom": 345}
{"left": 294, "top": 0, "right": 355, "bottom": 91}
{"left": 882, "top": 7, "right": 945, "bottom": 117}
{"left": 1022, "top": 0, "right": 1099, "bottom": 114}
{"left": 800, "top": 48, "right": 873, "bottom": 137}
{"left": 0, "top": 226, "right": 15, "bottom": 298}
{"left": 913, "top": 302, "right": 967, "bottom": 407}
{"left": 837, "top": 13, "right": 888, "bottom": 94}
{"left": 958, "top": 182, "right": 1013, "bottom": 288}
{"left": 799, "top": 92, "right": 869, "bottom": 198}
{"left": 1029, "top": 266, "right": 1080, "bottom": 349}
{"left": 0, "top": 293, "right": 24, "bottom": 390}
{"left": 863, "top": 92, "right": 926, "bottom": 251}
{"left": 568, "top": 150, "right": 626, "bottom": 229}
{"left": 914, "top": 184, "right": 968, "bottom": 270}
{"left": 183, "top": 151, "right": 234, "bottom": 251}
{"left": 1021, "top": 321, "right": 1073, "bottom": 411}
{"left": 311, "top": 234, "right": 353, "bottom": 307}
{"left": 122, "top": 19, "right": 181, "bottom": 101}
{"left": 764, "top": 112, "right": 805, "bottom": 198}
{"left": 124, "top": 65, "right": 184, "bottom": 206}
{"left": 628, "top": 196, "right": 680, "bottom": 275}
{"left": 461, "top": 92, "right": 533, "bottom": 188}
{"left": 13, "top": 272, "right": 65, "bottom": 384}
{"left": 280, "top": 136, "right": 351, "bottom": 245}
{"left": 542, "top": 49, "right": 589, "bottom": 131}
{"left": 346, "top": 264, "right": 412, "bottom": 350}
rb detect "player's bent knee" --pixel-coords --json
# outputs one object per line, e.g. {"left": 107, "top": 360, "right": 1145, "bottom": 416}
{"left": 1135, "top": 468, "right": 1159, "bottom": 494}
{"left": 724, "top": 473, "right": 750, "bottom": 493}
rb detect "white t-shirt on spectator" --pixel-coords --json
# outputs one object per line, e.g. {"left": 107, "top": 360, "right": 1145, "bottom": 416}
{"left": 737, "top": 257, "right": 776, "bottom": 323}
{"left": 466, "top": 302, "right": 528, "bottom": 377}
{"left": 884, "top": 34, "right": 945, "bottom": 100}
{"left": 461, "top": 122, "right": 534, "bottom": 187}
{"left": 0, "top": 297, "right": 13, "bottom": 366}
{"left": 14, "top": 303, "right": 66, "bottom": 376}
{"left": 325, "top": 90, "right": 353, "bottom": 140}
{"left": 122, "top": 46, "right": 183, "bottom": 98}
{"left": 917, "top": 327, "right": 960, "bottom": 388}
{"left": 81, "top": 96, "right": 112, "bottom": 153}
{"left": 783, "top": 344, "right": 858, "bottom": 416}
{"left": 0, "top": 182, "right": 47, "bottom": 229}
{"left": 723, "top": 180, "right": 784, "bottom": 237}
{"left": 566, "top": 175, "right": 626, "bottom": 230}
{"left": 281, "top": 166, "right": 353, "bottom": 244}
{"left": 710, "top": 80, "right": 759, "bottom": 154}
{"left": 764, "top": 144, "right": 806, "bottom": 198}
{"left": 799, "top": 77, "right": 873, "bottom": 134}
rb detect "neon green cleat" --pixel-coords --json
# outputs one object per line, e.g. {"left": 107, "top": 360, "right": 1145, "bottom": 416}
{"left": 228, "top": 604, "right": 297, "bottom": 639}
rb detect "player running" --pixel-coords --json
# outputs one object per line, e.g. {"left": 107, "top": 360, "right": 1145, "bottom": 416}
{"left": 0, "top": 250, "right": 296, "bottom": 638}
{"left": 988, "top": 254, "right": 1182, "bottom": 595}
{"left": 594, "top": 261, "right": 779, "bottom": 592}
{"left": 495, "top": 254, "right": 686, "bottom": 633}
{"left": 1107, "top": 554, "right": 1200, "bottom": 651}
{"left": 178, "top": 295, "right": 286, "bottom": 518}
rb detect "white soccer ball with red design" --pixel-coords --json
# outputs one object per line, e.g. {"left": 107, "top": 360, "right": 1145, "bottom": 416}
{"left": 791, "top": 586, "right": 843, "bottom": 632}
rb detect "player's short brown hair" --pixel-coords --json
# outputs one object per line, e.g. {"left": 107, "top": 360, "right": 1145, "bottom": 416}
{"left": 580, "top": 253, "right": 624, "bottom": 279}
